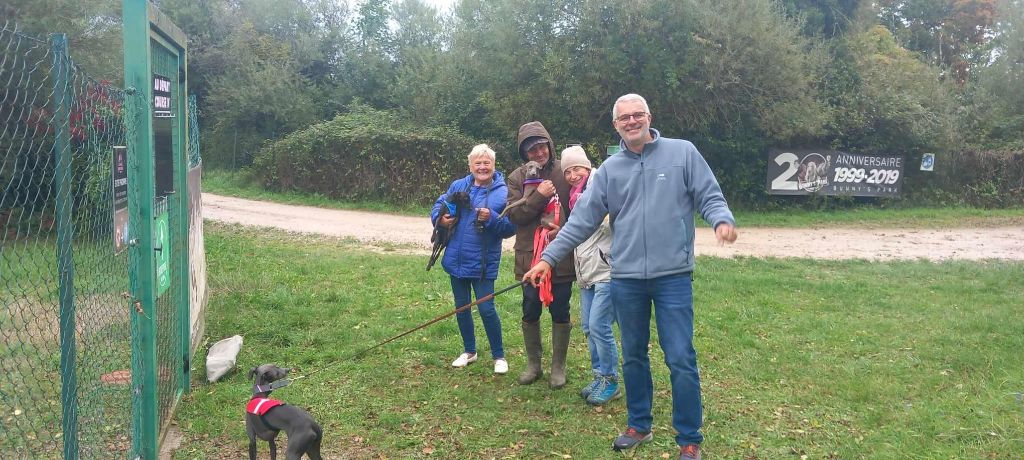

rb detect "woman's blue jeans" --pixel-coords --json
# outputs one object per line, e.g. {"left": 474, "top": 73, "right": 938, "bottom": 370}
{"left": 580, "top": 282, "right": 618, "bottom": 377}
{"left": 612, "top": 273, "right": 703, "bottom": 446}
{"left": 450, "top": 276, "right": 504, "bottom": 359}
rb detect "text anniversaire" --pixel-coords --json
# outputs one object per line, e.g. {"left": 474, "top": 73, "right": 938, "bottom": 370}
{"left": 834, "top": 153, "right": 901, "bottom": 168}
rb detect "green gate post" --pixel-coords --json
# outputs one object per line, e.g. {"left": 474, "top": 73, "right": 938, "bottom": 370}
{"left": 124, "top": 1, "right": 191, "bottom": 457}
{"left": 123, "top": 0, "right": 159, "bottom": 457}
{"left": 147, "top": 0, "right": 191, "bottom": 406}
{"left": 51, "top": 32, "right": 79, "bottom": 460}
{"left": 173, "top": 38, "right": 191, "bottom": 396}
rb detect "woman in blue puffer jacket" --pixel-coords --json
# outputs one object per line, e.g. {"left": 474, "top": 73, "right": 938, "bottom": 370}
{"left": 430, "top": 144, "right": 516, "bottom": 374}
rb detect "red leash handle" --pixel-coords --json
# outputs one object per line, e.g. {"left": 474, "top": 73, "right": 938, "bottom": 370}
{"left": 530, "top": 196, "right": 561, "bottom": 307}
{"left": 532, "top": 226, "right": 553, "bottom": 306}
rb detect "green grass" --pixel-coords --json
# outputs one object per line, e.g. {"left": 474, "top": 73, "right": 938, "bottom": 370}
{"left": 173, "top": 223, "right": 1024, "bottom": 458}
{"left": 202, "top": 168, "right": 432, "bottom": 216}
{"left": 1, "top": 234, "right": 134, "bottom": 456}
{"left": 731, "top": 206, "right": 1024, "bottom": 228}
{"left": 202, "top": 168, "right": 1024, "bottom": 229}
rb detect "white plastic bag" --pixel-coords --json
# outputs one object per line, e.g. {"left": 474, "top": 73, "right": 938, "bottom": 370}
{"left": 206, "top": 335, "right": 243, "bottom": 382}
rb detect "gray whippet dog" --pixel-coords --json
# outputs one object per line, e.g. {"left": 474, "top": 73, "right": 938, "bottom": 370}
{"left": 498, "top": 160, "right": 544, "bottom": 219}
{"left": 246, "top": 364, "right": 323, "bottom": 460}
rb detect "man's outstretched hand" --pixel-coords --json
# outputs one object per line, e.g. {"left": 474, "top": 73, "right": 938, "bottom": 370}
{"left": 522, "top": 261, "right": 552, "bottom": 287}
{"left": 715, "top": 223, "right": 738, "bottom": 245}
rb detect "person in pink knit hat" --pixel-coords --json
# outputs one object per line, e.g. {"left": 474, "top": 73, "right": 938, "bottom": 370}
{"left": 560, "top": 145, "right": 621, "bottom": 406}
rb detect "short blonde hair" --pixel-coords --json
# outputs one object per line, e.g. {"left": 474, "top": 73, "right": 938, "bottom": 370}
{"left": 467, "top": 144, "right": 496, "bottom": 164}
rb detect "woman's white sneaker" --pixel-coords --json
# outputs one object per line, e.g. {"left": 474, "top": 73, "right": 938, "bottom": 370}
{"left": 494, "top": 358, "right": 509, "bottom": 374}
{"left": 452, "top": 353, "right": 478, "bottom": 368}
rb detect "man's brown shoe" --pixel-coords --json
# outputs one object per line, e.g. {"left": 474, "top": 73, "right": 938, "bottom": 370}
{"left": 679, "top": 443, "right": 701, "bottom": 460}
{"left": 611, "top": 427, "right": 652, "bottom": 451}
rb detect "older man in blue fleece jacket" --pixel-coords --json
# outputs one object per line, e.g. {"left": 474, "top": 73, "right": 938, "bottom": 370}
{"left": 523, "top": 94, "right": 738, "bottom": 460}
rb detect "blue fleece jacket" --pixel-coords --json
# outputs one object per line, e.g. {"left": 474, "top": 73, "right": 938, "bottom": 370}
{"left": 541, "top": 129, "right": 735, "bottom": 279}
{"left": 431, "top": 171, "right": 516, "bottom": 279}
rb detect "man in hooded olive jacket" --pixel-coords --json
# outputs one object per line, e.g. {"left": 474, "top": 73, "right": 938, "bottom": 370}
{"left": 504, "top": 121, "right": 576, "bottom": 389}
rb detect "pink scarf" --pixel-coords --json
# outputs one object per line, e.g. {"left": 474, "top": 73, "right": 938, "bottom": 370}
{"left": 568, "top": 180, "right": 586, "bottom": 210}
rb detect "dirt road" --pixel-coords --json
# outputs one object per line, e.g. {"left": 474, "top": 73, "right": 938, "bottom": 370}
{"left": 202, "top": 193, "right": 1024, "bottom": 261}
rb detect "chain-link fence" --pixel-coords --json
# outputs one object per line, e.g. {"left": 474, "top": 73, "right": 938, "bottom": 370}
{"left": 1, "top": 21, "right": 133, "bottom": 457}
{"left": 1, "top": 18, "right": 199, "bottom": 458}
{"left": 188, "top": 96, "right": 200, "bottom": 170}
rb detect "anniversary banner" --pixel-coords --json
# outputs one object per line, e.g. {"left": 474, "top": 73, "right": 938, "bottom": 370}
{"left": 766, "top": 149, "right": 903, "bottom": 197}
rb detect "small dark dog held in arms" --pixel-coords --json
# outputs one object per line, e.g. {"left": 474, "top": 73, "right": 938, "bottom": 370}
{"left": 246, "top": 364, "right": 323, "bottom": 460}
{"left": 427, "top": 190, "right": 471, "bottom": 271}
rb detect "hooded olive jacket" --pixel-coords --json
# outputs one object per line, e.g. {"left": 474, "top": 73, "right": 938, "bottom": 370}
{"left": 505, "top": 122, "right": 575, "bottom": 283}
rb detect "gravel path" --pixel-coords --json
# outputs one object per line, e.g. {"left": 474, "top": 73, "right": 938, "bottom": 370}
{"left": 202, "top": 193, "right": 1024, "bottom": 261}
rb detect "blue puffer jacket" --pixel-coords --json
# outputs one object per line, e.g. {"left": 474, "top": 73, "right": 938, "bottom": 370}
{"left": 430, "top": 171, "right": 516, "bottom": 280}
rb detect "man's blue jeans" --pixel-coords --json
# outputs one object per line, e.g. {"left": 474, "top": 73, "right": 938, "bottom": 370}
{"left": 612, "top": 273, "right": 702, "bottom": 446}
{"left": 580, "top": 281, "right": 618, "bottom": 377}
{"left": 450, "top": 277, "right": 504, "bottom": 359}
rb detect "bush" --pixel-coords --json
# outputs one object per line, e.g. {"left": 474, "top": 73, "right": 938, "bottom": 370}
{"left": 250, "top": 106, "right": 484, "bottom": 206}
{"left": 953, "top": 150, "right": 1024, "bottom": 208}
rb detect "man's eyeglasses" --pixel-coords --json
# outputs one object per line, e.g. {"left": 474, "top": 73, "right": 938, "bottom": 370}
{"left": 615, "top": 112, "right": 649, "bottom": 123}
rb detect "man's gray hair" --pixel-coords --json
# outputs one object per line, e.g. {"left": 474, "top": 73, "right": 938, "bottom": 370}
{"left": 468, "top": 143, "right": 496, "bottom": 164}
{"left": 612, "top": 93, "right": 651, "bottom": 119}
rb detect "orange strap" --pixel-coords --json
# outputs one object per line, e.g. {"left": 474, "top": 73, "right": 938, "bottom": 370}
{"left": 532, "top": 226, "right": 553, "bottom": 306}
{"left": 530, "top": 197, "right": 561, "bottom": 307}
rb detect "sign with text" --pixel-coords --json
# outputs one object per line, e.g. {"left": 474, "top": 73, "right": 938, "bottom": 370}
{"left": 153, "top": 74, "right": 172, "bottom": 118}
{"left": 766, "top": 149, "right": 903, "bottom": 197}
{"left": 112, "top": 145, "right": 129, "bottom": 253}
{"left": 153, "top": 73, "right": 174, "bottom": 196}
{"left": 155, "top": 210, "right": 171, "bottom": 296}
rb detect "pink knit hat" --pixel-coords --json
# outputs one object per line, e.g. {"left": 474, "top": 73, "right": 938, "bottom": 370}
{"left": 560, "top": 146, "right": 592, "bottom": 174}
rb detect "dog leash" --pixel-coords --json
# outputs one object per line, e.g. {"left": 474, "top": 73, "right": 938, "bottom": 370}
{"left": 288, "top": 279, "right": 528, "bottom": 383}
{"left": 252, "top": 379, "right": 292, "bottom": 394}
{"left": 351, "top": 279, "right": 527, "bottom": 359}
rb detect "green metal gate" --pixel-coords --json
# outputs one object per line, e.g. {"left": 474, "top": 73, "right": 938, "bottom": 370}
{"left": 1, "top": 2, "right": 195, "bottom": 456}
{"left": 122, "top": 1, "right": 191, "bottom": 458}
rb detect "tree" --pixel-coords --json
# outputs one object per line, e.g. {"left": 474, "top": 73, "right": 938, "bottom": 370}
{"left": 877, "top": 0, "right": 998, "bottom": 83}
{"left": 389, "top": 0, "right": 450, "bottom": 125}
{"left": 961, "top": 0, "right": 1024, "bottom": 148}
{"left": 831, "top": 25, "right": 958, "bottom": 153}
{"left": 159, "top": 0, "right": 352, "bottom": 166}
{"left": 2, "top": 0, "right": 124, "bottom": 81}
{"left": 779, "top": 0, "right": 865, "bottom": 37}
{"left": 202, "top": 19, "right": 318, "bottom": 167}
{"left": 340, "top": 0, "right": 397, "bottom": 108}
{"left": 159, "top": 0, "right": 233, "bottom": 101}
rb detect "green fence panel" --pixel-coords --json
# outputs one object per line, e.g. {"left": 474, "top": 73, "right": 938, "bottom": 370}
{"left": 188, "top": 95, "right": 200, "bottom": 169}
{"left": 1, "top": 23, "right": 134, "bottom": 458}
{"left": 2, "top": 7, "right": 197, "bottom": 457}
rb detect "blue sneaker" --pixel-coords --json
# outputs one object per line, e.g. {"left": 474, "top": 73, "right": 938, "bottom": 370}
{"left": 579, "top": 374, "right": 602, "bottom": 400}
{"left": 586, "top": 375, "right": 621, "bottom": 406}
